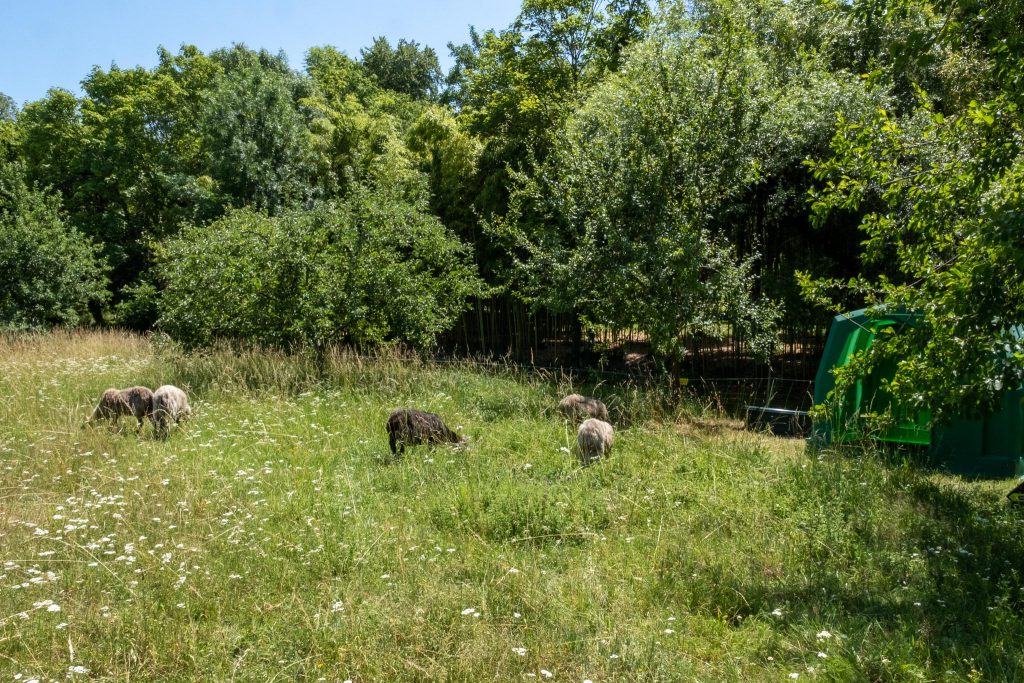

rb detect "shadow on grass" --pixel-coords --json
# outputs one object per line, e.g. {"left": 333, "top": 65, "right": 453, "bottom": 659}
{"left": 651, "top": 446, "right": 1024, "bottom": 677}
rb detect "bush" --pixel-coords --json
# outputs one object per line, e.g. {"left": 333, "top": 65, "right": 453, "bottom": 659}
{"left": 157, "top": 185, "right": 482, "bottom": 349}
{"left": 0, "top": 161, "right": 108, "bottom": 328}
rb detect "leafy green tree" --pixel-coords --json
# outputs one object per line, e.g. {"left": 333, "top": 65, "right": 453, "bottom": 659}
{"left": 0, "top": 161, "right": 108, "bottom": 328}
{"left": 0, "top": 92, "right": 18, "bottom": 160}
{"left": 303, "top": 46, "right": 429, "bottom": 203}
{"left": 405, "top": 105, "right": 483, "bottom": 240}
{"left": 681, "top": 0, "right": 884, "bottom": 328}
{"left": 0, "top": 93, "right": 14, "bottom": 121}
{"left": 497, "top": 8, "right": 784, "bottom": 376}
{"left": 448, "top": 0, "right": 652, "bottom": 219}
{"left": 360, "top": 37, "right": 442, "bottom": 100}
{"left": 807, "top": 0, "right": 1024, "bottom": 419}
{"left": 16, "top": 49, "right": 222, "bottom": 325}
{"left": 201, "top": 45, "right": 317, "bottom": 213}
{"left": 157, "top": 186, "right": 482, "bottom": 349}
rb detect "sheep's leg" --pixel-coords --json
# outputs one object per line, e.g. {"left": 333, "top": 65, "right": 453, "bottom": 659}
{"left": 389, "top": 433, "right": 398, "bottom": 455}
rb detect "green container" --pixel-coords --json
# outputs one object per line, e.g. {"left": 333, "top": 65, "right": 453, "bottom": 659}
{"left": 931, "top": 389, "right": 1024, "bottom": 478}
{"left": 812, "top": 309, "right": 1024, "bottom": 478}
{"left": 812, "top": 309, "right": 930, "bottom": 446}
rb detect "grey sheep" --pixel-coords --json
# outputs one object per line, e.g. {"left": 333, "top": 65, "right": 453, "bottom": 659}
{"left": 85, "top": 386, "right": 154, "bottom": 432}
{"left": 558, "top": 393, "right": 609, "bottom": 422}
{"left": 577, "top": 418, "right": 614, "bottom": 465}
{"left": 386, "top": 408, "right": 466, "bottom": 455}
{"left": 151, "top": 385, "right": 191, "bottom": 437}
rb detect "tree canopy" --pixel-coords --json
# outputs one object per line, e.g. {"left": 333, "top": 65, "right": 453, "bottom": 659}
{"left": 1, "top": 0, "right": 1020, "bottom": 418}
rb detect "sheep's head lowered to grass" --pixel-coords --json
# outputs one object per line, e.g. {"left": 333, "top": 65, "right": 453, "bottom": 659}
{"left": 558, "top": 394, "right": 609, "bottom": 422}
{"left": 386, "top": 408, "right": 466, "bottom": 455}
{"left": 85, "top": 386, "right": 154, "bottom": 433}
{"left": 151, "top": 385, "right": 191, "bottom": 438}
{"left": 577, "top": 418, "right": 614, "bottom": 466}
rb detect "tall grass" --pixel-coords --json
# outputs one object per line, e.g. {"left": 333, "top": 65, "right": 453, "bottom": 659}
{"left": 0, "top": 331, "right": 1021, "bottom": 681}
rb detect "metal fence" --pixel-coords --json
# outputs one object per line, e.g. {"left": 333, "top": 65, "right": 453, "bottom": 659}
{"left": 437, "top": 296, "right": 829, "bottom": 403}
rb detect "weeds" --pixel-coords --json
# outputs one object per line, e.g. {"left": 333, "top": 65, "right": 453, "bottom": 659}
{"left": 0, "top": 332, "right": 1021, "bottom": 681}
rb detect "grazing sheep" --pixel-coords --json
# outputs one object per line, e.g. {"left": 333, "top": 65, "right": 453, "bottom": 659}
{"left": 151, "top": 385, "right": 191, "bottom": 437}
{"left": 386, "top": 408, "right": 465, "bottom": 455}
{"left": 558, "top": 393, "right": 609, "bottom": 422}
{"left": 86, "top": 386, "right": 154, "bottom": 432}
{"left": 577, "top": 418, "right": 614, "bottom": 465}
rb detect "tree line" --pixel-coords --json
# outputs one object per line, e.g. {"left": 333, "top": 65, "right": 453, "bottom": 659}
{"left": 1, "top": 0, "right": 1021, "bottom": 417}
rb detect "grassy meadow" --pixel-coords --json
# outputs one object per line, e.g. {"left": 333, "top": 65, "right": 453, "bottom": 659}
{"left": 1, "top": 331, "right": 1023, "bottom": 681}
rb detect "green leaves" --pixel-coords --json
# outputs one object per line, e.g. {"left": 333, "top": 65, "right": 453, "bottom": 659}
{"left": 360, "top": 37, "right": 443, "bottom": 100}
{"left": 0, "top": 161, "right": 108, "bottom": 328}
{"left": 157, "top": 188, "right": 482, "bottom": 350}
{"left": 808, "top": 0, "right": 1024, "bottom": 419}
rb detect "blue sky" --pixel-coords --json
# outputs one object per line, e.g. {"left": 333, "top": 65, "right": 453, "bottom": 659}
{"left": 0, "top": 0, "right": 523, "bottom": 106}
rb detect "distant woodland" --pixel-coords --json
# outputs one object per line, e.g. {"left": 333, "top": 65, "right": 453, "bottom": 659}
{"left": 1, "top": 0, "right": 1022, "bottom": 416}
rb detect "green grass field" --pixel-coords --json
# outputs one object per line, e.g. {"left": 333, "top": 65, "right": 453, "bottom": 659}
{"left": 1, "top": 331, "right": 1023, "bottom": 681}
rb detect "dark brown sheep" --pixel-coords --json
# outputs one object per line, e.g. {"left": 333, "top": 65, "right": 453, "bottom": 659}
{"left": 386, "top": 408, "right": 465, "bottom": 455}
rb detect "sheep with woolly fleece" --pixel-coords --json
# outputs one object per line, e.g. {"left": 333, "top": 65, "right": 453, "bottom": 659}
{"left": 558, "top": 393, "right": 609, "bottom": 422}
{"left": 577, "top": 418, "right": 614, "bottom": 465}
{"left": 85, "top": 386, "right": 154, "bottom": 432}
{"left": 386, "top": 408, "right": 466, "bottom": 455}
{"left": 151, "top": 385, "right": 191, "bottom": 437}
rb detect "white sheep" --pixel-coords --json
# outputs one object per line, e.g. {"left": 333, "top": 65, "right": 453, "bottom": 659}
{"left": 558, "top": 393, "right": 609, "bottom": 422}
{"left": 577, "top": 418, "right": 614, "bottom": 465}
{"left": 151, "top": 385, "right": 191, "bottom": 437}
{"left": 85, "top": 386, "right": 154, "bottom": 432}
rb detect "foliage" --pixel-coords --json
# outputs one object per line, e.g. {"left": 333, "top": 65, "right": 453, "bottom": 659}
{"left": 157, "top": 187, "right": 482, "bottom": 349}
{"left": 0, "top": 92, "right": 15, "bottom": 121}
{"left": 303, "top": 47, "right": 429, "bottom": 204}
{"left": 405, "top": 106, "right": 483, "bottom": 240}
{"left": 202, "top": 45, "right": 317, "bottom": 213}
{"left": 447, "top": 0, "right": 652, "bottom": 219}
{"left": 360, "top": 37, "right": 442, "bottom": 100}
{"left": 0, "top": 92, "right": 18, "bottom": 160}
{"left": 0, "top": 162, "right": 108, "bottom": 328}
{"left": 807, "top": 0, "right": 1024, "bottom": 420}
{"left": 16, "top": 49, "right": 223, "bottom": 324}
{"left": 499, "top": 2, "right": 856, "bottom": 365}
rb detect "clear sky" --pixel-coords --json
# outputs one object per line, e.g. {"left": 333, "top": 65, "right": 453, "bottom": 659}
{"left": 0, "top": 0, "right": 523, "bottom": 106}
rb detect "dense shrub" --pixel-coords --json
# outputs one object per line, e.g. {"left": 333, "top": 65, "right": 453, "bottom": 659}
{"left": 0, "top": 161, "right": 108, "bottom": 328}
{"left": 157, "top": 185, "right": 482, "bottom": 349}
